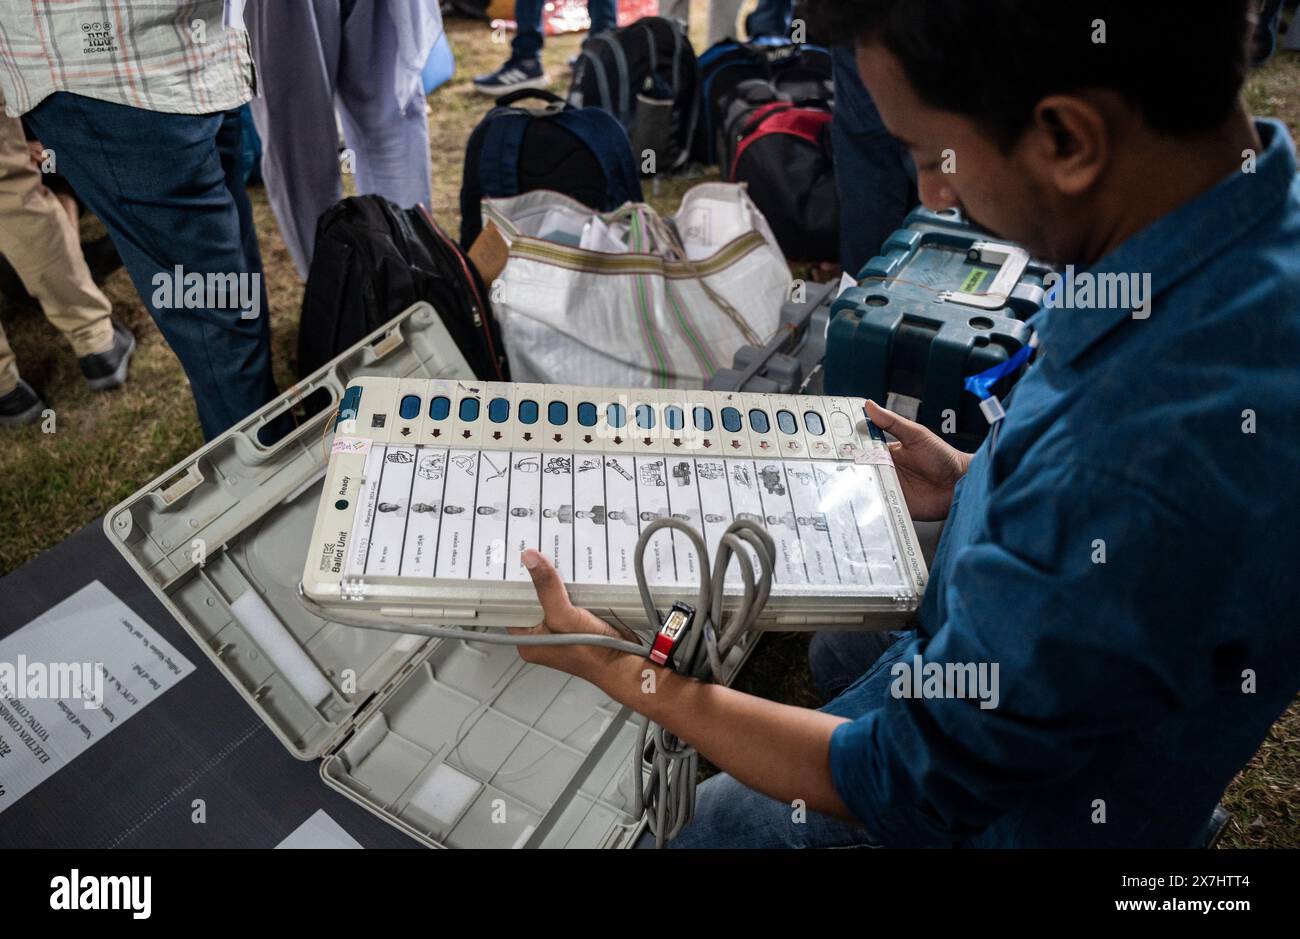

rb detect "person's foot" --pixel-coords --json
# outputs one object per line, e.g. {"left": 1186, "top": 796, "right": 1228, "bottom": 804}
{"left": 472, "top": 57, "right": 548, "bottom": 96}
{"left": 0, "top": 380, "right": 46, "bottom": 426}
{"left": 78, "top": 319, "right": 136, "bottom": 391}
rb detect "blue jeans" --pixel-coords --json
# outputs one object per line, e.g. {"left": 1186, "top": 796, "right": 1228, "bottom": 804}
{"left": 656, "top": 629, "right": 909, "bottom": 848}
{"left": 512, "top": 0, "right": 618, "bottom": 61}
{"left": 25, "top": 93, "right": 282, "bottom": 440}
{"left": 830, "top": 44, "right": 916, "bottom": 275}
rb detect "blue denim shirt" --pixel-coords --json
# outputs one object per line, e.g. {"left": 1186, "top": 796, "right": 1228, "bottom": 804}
{"left": 830, "top": 119, "right": 1300, "bottom": 847}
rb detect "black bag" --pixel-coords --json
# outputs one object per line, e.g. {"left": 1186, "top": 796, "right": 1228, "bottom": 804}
{"left": 723, "top": 83, "right": 839, "bottom": 264}
{"left": 299, "top": 195, "right": 506, "bottom": 380}
{"left": 459, "top": 88, "right": 642, "bottom": 249}
{"left": 695, "top": 38, "right": 832, "bottom": 165}
{"left": 567, "top": 16, "right": 700, "bottom": 174}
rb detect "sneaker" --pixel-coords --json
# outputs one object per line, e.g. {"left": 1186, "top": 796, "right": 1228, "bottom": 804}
{"left": 78, "top": 319, "right": 136, "bottom": 391}
{"left": 472, "top": 58, "right": 548, "bottom": 97}
{"left": 0, "top": 380, "right": 46, "bottom": 426}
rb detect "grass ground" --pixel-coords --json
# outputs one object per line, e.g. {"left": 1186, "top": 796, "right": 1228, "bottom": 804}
{"left": 0, "top": 12, "right": 1296, "bottom": 848}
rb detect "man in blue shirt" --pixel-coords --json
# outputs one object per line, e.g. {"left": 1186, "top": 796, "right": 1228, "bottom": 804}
{"left": 510, "top": 0, "right": 1300, "bottom": 846}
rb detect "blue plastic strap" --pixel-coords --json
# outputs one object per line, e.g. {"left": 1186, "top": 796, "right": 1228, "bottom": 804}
{"left": 963, "top": 342, "right": 1034, "bottom": 402}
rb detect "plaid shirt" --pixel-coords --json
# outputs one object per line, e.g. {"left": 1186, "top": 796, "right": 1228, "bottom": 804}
{"left": 0, "top": 1, "right": 254, "bottom": 117}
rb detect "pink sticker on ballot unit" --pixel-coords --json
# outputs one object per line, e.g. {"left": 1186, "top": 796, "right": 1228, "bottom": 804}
{"left": 331, "top": 436, "right": 372, "bottom": 456}
{"left": 854, "top": 448, "right": 894, "bottom": 467}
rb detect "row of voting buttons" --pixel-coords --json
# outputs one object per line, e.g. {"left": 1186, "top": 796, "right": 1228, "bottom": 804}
{"left": 366, "top": 380, "right": 880, "bottom": 462}
{"left": 396, "top": 393, "right": 832, "bottom": 438}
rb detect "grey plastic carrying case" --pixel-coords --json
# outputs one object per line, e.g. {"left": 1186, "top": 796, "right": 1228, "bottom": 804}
{"left": 104, "top": 303, "right": 755, "bottom": 848}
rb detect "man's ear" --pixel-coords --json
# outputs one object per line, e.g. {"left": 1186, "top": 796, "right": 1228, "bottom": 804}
{"left": 1026, "top": 94, "right": 1110, "bottom": 197}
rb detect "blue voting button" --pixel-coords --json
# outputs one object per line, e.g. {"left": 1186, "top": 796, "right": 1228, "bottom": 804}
{"left": 428, "top": 395, "right": 451, "bottom": 421}
{"left": 337, "top": 385, "right": 362, "bottom": 426}
{"left": 577, "top": 402, "right": 598, "bottom": 426}
{"left": 721, "top": 407, "right": 743, "bottom": 433}
{"left": 488, "top": 397, "right": 509, "bottom": 423}
{"left": 519, "top": 399, "right": 539, "bottom": 424}
{"left": 399, "top": 395, "right": 421, "bottom": 420}
{"left": 458, "top": 397, "right": 480, "bottom": 421}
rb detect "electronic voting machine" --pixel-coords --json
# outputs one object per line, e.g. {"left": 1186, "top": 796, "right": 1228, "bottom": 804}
{"left": 303, "top": 378, "right": 928, "bottom": 630}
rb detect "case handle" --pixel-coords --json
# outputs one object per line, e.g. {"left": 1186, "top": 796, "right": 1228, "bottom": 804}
{"left": 366, "top": 326, "right": 406, "bottom": 361}
{"left": 240, "top": 378, "right": 342, "bottom": 462}
{"left": 157, "top": 462, "right": 205, "bottom": 506}
{"left": 938, "top": 241, "right": 1030, "bottom": 310}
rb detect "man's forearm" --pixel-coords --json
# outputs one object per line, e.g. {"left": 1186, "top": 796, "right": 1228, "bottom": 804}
{"left": 583, "top": 651, "right": 859, "bottom": 823}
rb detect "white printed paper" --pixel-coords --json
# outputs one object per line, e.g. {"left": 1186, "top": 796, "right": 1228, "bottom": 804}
{"left": 341, "top": 445, "right": 906, "bottom": 591}
{"left": 0, "top": 581, "right": 195, "bottom": 814}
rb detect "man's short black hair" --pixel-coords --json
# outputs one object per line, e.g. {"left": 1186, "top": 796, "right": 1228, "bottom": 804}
{"left": 807, "top": 1, "right": 1253, "bottom": 148}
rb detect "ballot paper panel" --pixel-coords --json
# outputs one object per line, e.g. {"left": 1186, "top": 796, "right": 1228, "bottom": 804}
{"left": 344, "top": 446, "right": 909, "bottom": 591}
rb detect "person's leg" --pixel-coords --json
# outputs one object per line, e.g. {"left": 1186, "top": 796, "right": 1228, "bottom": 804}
{"left": 0, "top": 95, "right": 114, "bottom": 377}
{"left": 587, "top": 0, "right": 619, "bottom": 36}
{"left": 662, "top": 769, "right": 880, "bottom": 848}
{"left": 0, "top": 321, "right": 20, "bottom": 397}
{"left": 246, "top": 0, "right": 345, "bottom": 279}
{"left": 662, "top": 637, "right": 915, "bottom": 847}
{"left": 474, "top": 0, "right": 548, "bottom": 94}
{"left": 707, "top": 0, "right": 745, "bottom": 44}
{"left": 660, "top": 0, "right": 690, "bottom": 29}
{"left": 335, "top": 0, "right": 434, "bottom": 212}
{"left": 215, "top": 101, "right": 276, "bottom": 403}
{"left": 24, "top": 93, "right": 281, "bottom": 439}
{"left": 808, "top": 628, "right": 909, "bottom": 702}
{"left": 511, "top": 0, "right": 546, "bottom": 61}
{"left": 745, "top": 0, "right": 794, "bottom": 39}
{"left": 830, "top": 43, "right": 916, "bottom": 275}
{"left": 1252, "top": 0, "right": 1286, "bottom": 65}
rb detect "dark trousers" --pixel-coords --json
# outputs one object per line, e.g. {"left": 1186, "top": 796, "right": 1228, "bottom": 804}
{"left": 24, "top": 93, "right": 280, "bottom": 440}
{"left": 745, "top": 0, "right": 793, "bottom": 38}
{"left": 830, "top": 45, "right": 917, "bottom": 275}
{"left": 512, "top": 0, "right": 618, "bottom": 61}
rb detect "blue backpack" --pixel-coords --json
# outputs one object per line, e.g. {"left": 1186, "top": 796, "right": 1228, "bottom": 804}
{"left": 459, "top": 89, "right": 643, "bottom": 249}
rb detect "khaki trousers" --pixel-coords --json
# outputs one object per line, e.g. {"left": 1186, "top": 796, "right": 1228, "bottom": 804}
{"left": 0, "top": 88, "right": 113, "bottom": 396}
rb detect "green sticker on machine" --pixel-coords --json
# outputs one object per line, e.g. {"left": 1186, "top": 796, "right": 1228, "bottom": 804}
{"left": 959, "top": 267, "right": 990, "bottom": 294}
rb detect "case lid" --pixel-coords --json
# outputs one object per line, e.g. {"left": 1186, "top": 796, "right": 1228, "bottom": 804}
{"left": 104, "top": 304, "right": 478, "bottom": 760}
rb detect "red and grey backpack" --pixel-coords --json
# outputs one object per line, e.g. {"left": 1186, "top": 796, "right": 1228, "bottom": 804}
{"left": 721, "top": 76, "right": 838, "bottom": 264}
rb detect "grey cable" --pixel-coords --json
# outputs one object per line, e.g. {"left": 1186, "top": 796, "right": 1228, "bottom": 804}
{"left": 629, "top": 517, "right": 775, "bottom": 847}
{"left": 295, "top": 516, "right": 774, "bottom": 849}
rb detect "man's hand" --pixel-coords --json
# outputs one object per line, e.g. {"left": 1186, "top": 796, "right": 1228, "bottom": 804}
{"left": 866, "top": 399, "right": 972, "bottom": 521}
{"left": 509, "top": 551, "right": 856, "bottom": 824}
{"left": 507, "top": 549, "right": 636, "bottom": 679}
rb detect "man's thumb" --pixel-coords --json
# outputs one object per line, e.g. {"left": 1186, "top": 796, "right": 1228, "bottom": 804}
{"left": 523, "top": 549, "right": 571, "bottom": 618}
{"left": 865, "top": 399, "right": 927, "bottom": 446}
